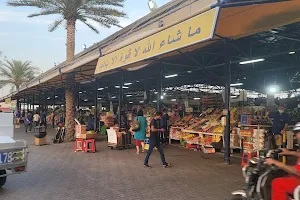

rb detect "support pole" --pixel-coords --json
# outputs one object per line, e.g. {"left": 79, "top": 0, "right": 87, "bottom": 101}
{"left": 77, "top": 83, "right": 80, "bottom": 110}
{"left": 53, "top": 89, "right": 56, "bottom": 128}
{"left": 224, "top": 41, "right": 231, "bottom": 164}
{"left": 38, "top": 93, "right": 41, "bottom": 115}
{"left": 27, "top": 96, "right": 30, "bottom": 112}
{"left": 157, "top": 68, "right": 162, "bottom": 111}
{"left": 53, "top": 89, "right": 56, "bottom": 110}
{"left": 94, "top": 79, "right": 99, "bottom": 132}
{"left": 144, "top": 83, "right": 149, "bottom": 104}
{"left": 45, "top": 92, "right": 48, "bottom": 112}
{"left": 32, "top": 95, "right": 35, "bottom": 111}
{"left": 118, "top": 76, "right": 123, "bottom": 126}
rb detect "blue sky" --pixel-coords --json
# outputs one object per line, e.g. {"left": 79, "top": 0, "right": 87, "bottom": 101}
{"left": 0, "top": 0, "right": 170, "bottom": 96}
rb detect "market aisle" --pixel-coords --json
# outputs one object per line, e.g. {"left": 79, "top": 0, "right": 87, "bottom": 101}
{"left": 0, "top": 127, "right": 244, "bottom": 200}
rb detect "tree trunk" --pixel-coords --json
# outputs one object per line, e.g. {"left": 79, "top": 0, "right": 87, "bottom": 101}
{"left": 65, "top": 18, "right": 76, "bottom": 141}
{"left": 66, "top": 19, "right": 76, "bottom": 62}
{"left": 65, "top": 72, "right": 76, "bottom": 141}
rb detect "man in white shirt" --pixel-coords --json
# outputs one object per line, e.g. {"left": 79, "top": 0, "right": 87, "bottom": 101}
{"left": 33, "top": 111, "right": 40, "bottom": 127}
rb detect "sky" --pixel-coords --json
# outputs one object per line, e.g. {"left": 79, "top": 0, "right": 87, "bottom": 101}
{"left": 0, "top": 0, "right": 171, "bottom": 97}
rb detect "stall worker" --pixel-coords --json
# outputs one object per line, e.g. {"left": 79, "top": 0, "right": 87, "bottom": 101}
{"left": 267, "top": 104, "right": 289, "bottom": 149}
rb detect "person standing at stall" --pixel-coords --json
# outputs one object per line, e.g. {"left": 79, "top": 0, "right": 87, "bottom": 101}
{"left": 33, "top": 111, "right": 40, "bottom": 127}
{"left": 25, "top": 111, "right": 33, "bottom": 133}
{"left": 15, "top": 110, "right": 21, "bottom": 126}
{"left": 267, "top": 104, "right": 289, "bottom": 149}
{"left": 160, "top": 109, "right": 169, "bottom": 145}
{"left": 134, "top": 110, "right": 147, "bottom": 154}
{"left": 40, "top": 110, "right": 47, "bottom": 128}
{"left": 144, "top": 111, "right": 171, "bottom": 168}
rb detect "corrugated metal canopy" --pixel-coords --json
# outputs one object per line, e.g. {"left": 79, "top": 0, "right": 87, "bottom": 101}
{"left": 3, "top": 0, "right": 300, "bottom": 101}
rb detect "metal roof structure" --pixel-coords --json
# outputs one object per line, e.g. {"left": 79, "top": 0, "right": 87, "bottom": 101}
{"left": 1, "top": 0, "right": 300, "bottom": 103}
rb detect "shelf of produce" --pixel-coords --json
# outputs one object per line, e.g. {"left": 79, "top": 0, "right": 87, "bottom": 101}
{"left": 170, "top": 126, "right": 184, "bottom": 129}
{"left": 169, "top": 138, "right": 180, "bottom": 141}
{"left": 181, "top": 129, "right": 223, "bottom": 136}
{"left": 239, "top": 124, "right": 272, "bottom": 128}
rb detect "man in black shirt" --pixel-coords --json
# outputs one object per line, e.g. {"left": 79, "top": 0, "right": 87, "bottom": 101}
{"left": 160, "top": 109, "right": 169, "bottom": 144}
{"left": 144, "top": 112, "right": 170, "bottom": 168}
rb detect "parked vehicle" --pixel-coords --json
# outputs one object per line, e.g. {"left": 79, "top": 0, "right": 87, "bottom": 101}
{"left": 0, "top": 139, "right": 29, "bottom": 187}
{"left": 231, "top": 149, "right": 299, "bottom": 200}
{"left": 0, "top": 113, "right": 29, "bottom": 188}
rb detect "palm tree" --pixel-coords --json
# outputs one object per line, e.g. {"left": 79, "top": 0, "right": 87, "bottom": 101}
{"left": 0, "top": 59, "right": 39, "bottom": 109}
{"left": 8, "top": 0, "right": 127, "bottom": 141}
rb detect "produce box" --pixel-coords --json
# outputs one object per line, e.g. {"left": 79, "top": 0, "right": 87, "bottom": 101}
{"left": 78, "top": 133, "right": 96, "bottom": 139}
{"left": 75, "top": 125, "right": 86, "bottom": 138}
{"left": 240, "top": 127, "right": 254, "bottom": 137}
{"left": 243, "top": 142, "right": 253, "bottom": 149}
{"left": 202, "top": 145, "right": 215, "bottom": 154}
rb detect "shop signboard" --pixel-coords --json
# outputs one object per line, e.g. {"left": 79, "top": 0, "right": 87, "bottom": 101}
{"left": 95, "top": 7, "right": 220, "bottom": 75}
{"left": 186, "top": 107, "right": 193, "bottom": 113}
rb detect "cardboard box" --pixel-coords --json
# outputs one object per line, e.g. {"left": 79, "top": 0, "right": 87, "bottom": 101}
{"left": 78, "top": 133, "right": 96, "bottom": 139}
{"left": 75, "top": 125, "right": 86, "bottom": 138}
{"left": 34, "top": 136, "right": 47, "bottom": 146}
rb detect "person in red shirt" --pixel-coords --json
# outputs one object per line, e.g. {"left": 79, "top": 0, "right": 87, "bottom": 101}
{"left": 266, "top": 122, "right": 300, "bottom": 200}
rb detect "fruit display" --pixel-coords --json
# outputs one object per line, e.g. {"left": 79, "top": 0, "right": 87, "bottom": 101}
{"left": 171, "top": 114, "right": 197, "bottom": 128}
{"left": 169, "top": 127, "right": 182, "bottom": 140}
{"left": 253, "top": 129, "right": 265, "bottom": 150}
{"left": 100, "top": 112, "right": 114, "bottom": 127}
{"left": 236, "top": 106, "right": 272, "bottom": 125}
{"left": 184, "top": 108, "right": 223, "bottom": 134}
{"left": 169, "top": 106, "right": 274, "bottom": 151}
{"left": 182, "top": 133, "right": 198, "bottom": 141}
{"left": 201, "top": 94, "right": 223, "bottom": 109}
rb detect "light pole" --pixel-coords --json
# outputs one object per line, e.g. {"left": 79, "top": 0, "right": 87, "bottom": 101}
{"left": 148, "top": 0, "right": 158, "bottom": 12}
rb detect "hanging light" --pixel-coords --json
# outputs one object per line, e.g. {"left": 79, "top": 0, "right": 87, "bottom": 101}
{"left": 289, "top": 51, "right": 296, "bottom": 55}
{"left": 268, "top": 85, "right": 279, "bottom": 93}
{"left": 165, "top": 74, "right": 178, "bottom": 78}
{"left": 239, "top": 58, "right": 265, "bottom": 65}
{"left": 230, "top": 83, "right": 243, "bottom": 87}
{"left": 148, "top": 0, "right": 158, "bottom": 12}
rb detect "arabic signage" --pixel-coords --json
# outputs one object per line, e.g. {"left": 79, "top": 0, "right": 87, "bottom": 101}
{"left": 95, "top": 7, "right": 220, "bottom": 75}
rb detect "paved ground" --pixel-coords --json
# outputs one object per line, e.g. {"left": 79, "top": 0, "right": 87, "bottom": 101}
{"left": 0, "top": 127, "right": 244, "bottom": 200}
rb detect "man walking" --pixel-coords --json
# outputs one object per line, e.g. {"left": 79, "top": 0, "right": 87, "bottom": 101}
{"left": 144, "top": 111, "right": 171, "bottom": 168}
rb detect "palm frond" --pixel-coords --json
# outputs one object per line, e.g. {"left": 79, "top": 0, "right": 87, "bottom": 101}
{"left": 86, "top": 0, "right": 125, "bottom": 7}
{"left": 83, "top": 6, "right": 126, "bottom": 18}
{"left": 28, "top": 8, "right": 62, "bottom": 18}
{"left": 78, "top": 17, "right": 99, "bottom": 33}
{"left": 0, "top": 59, "right": 39, "bottom": 90}
{"left": 48, "top": 18, "right": 65, "bottom": 32}
{"left": 7, "top": 0, "right": 57, "bottom": 9}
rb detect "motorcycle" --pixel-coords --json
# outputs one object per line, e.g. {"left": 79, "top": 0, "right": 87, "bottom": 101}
{"left": 231, "top": 149, "right": 299, "bottom": 200}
